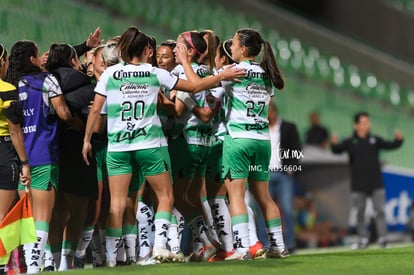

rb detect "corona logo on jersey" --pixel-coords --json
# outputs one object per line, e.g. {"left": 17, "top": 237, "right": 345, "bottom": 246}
{"left": 113, "top": 70, "right": 150, "bottom": 80}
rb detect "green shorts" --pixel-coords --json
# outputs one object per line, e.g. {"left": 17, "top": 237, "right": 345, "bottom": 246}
{"left": 19, "top": 164, "right": 59, "bottom": 191}
{"left": 222, "top": 135, "right": 270, "bottom": 181}
{"left": 106, "top": 146, "right": 170, "bottom": 177}
{"left": 205, "top": 140, "right": 223, "bottom": 183}
{"left": 93, "top": 139, "right": 108, "bottom": 182}
{"left": 129, "top": 164, "right": 145, "bottom": 193}
{"left": 169, "top": 136, "right": 211, "bottom": 179}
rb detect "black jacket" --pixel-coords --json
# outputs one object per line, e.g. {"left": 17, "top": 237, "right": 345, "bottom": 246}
{"left": 53, "top": 67, "right": 95, "bottom": 120}
{"left": 331, "top": 133, "right": 403, "bottom": 193}
{"left": 52, "top": 67, "right": 98, "bottom": 198}
{"left": 279, "top": 120, "right": 302, "bottom": 168}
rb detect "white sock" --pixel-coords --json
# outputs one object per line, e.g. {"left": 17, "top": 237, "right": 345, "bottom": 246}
{"left": 153, "top": 212, "right": 171, "bottom": 250}
{"left": 75, "top": 226, "right": 94, "bottom": 258}
{"left": 59, "top": 248, "right": 74, "bottom": 271}
{"left": 201, "top": 197, "right": 220, "bottom": 244}
{"left": 168, "top": 215, "right": 181, "bottom": 253}
{"left": 24, "top": 228, "right": 49, "bottom": 274}
{"left": 136, "top": 201, "right": 154, "bottom": 259}
{"left": 188, "top": 215, "right": 213, "bottom": 252}
{"left": 59, "top": 239, "right": 79, "bottom": 272}
{"left": 119, "top": 224, "right": 137, "bottom": 263}
{"left": 211, "top": 196, "right": 234, "bottom": 252}
{"left": 43, "top": 244, "right": 55, "bottom": 269}
{"left": 231, "top": 215, "right": 250, "bottom": 254}
{"left": 172, "top": 208, "right": 185, "bottom": 243}
{"left": 105, "top": 227, "right": 122, "bottom": 265}
{"left": 116, "top": 237, "right": 126, "bottom": 262}
{"left": 247, "top": 206, "right": 259, "bottom": 246}
{"left": 124, "top": 233, "right": 137, "bottom": 262}
{"left": 266, "top": 218, "right": 286, "bottom": 251}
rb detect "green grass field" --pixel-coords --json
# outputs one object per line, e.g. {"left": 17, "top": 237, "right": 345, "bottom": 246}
{"left": 49, "top": 244, "right": 414, "bottom": 275}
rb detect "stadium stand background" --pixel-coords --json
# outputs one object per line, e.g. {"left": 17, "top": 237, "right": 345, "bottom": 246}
{"left": 1, "top": 0, "right": 413, "bottom": 170}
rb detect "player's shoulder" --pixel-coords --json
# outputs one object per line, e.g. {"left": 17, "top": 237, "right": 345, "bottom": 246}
{"left": 0, "top": 79, "right": 16, "bottom": 92}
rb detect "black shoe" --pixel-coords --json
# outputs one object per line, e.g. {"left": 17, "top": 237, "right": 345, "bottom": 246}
{"left": 378, "top": 240, "right": 389, "bottom": 248}
{"left": 43, "top": 266, "right": 55, "bottom": 272}
{"left": 73, "top": 256, "right": 86, "bottom": 269}
{"left": 93, "top": 263, "right": 105, "bottom": 268}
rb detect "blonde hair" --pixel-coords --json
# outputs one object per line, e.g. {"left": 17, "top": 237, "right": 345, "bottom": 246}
{"left": 102, "top": 43, "right": 120, "bottom": 66}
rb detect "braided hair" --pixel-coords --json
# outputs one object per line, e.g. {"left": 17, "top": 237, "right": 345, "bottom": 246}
{"left": 5, "top": 40, "right": 42, "bottom": 87}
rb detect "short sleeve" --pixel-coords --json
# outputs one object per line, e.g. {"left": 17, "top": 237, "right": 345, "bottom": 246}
{"left": 100, "top": 100, "right": 107, "bottom": 115}
{"left": 95, "top": 70, "right": 109, "bottom": 97}
{"left": 44, "top": 75, "right": 63, "bottom": 98}
{"left": 157, "top": 68, "right": 179, "bottom": 91}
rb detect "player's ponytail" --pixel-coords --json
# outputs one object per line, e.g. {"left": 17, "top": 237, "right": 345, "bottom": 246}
{"left": 200, "top": 30, "right": 218, "bottom": 71}
{"left": 236, "top": 28, "right": 284, "bottom": 90}
{"left": 261, "top": 40, "right": 284, "bottom": 90}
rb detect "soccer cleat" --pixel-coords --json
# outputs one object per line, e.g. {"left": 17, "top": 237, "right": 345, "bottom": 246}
{"left": 190, "top": 245, "right": 218, "bottom": 262}
{"left": 42, "top": 266, "right": 55, "bottom": 272}
{"left": 200, "top": 245, "right": 218, "bottom": 262}
{"left": 152, "top": 247, "right": 176, "bottom": 263}
{"left": 225, "top": 250, "right": 252, "bottom": 261}
{"left": 171, "top": 251, "right": 185, "bottom": 263}
{"left": 266, "top": 248, "right": 290, "bottom": 259}
{"left": 92, "top": 263, "right": 105, "bottom": 268}
{"left": 137, "top": 257, "right": 161, "bottom": 266}
{"left": 106, "top": 260, "right": 117, "bottom": 268}
{"left": 73, "top": 256, "right": 85, "bottom": 269}
{"left": 208, "top": 249, "right": 235, "bottom": 262}
{"left": 351, "top": 238, "right": 369, "bottom": 250}
{"left": 249, "top": 241, "right": 266, "bottom": 259}
{"left": 377, "top": 239, "right": 389, "bottom": 249}
{"left": 137, "top": 253, "right": 157, "bottom": 266}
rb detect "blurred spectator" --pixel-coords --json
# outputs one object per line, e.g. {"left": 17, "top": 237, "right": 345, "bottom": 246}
{"left": 331, "top": 112, "right": 403, "bottom": 249}
{"left": 305, "top": 111, "right": 329, "bottom": 149}
{"left": 268, "top": 102, "right": 302, "bottom": 253}
{"left": 294, "top": 192, "right": 344, "bottom": 248}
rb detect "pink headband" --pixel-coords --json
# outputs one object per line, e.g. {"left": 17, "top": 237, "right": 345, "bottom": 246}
{"left": 182, "top": 32, "right": 203, "bottom": 56}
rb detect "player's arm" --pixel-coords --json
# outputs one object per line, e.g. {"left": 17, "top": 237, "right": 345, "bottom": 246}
{"left": 4, "top": 100, "right": 31, "bottom": 185}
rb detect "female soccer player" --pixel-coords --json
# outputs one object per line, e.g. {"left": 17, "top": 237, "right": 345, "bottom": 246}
{"left": 82, "top": 26, "right": 245, "bottom": 266}
{"left": 6, "top": 40, "right": 75, "bottom": 273}
{"left": 175, "top": 28, "right": 288, "bottom": 260}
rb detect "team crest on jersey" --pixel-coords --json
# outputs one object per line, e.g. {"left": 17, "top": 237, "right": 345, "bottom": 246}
{"left": 196, "top": 67, "right": 210, "bottom": 77}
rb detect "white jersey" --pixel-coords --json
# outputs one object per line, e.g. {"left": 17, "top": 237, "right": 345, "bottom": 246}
{"left": 222, "top": 60, "right": 274, "bottom": 140}
{"left": 176, "top": 63, "right": 215, "bottom": 146}
{"left": 95, "top": 62, "right": 178, "bottom": 152}
{"left": 210, "top": 68, "right": 227, "bottom": 141}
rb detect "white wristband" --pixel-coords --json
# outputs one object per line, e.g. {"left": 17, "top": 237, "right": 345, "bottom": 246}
{"left": 176, "top": 91, "right": 197, "bottom": 110}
